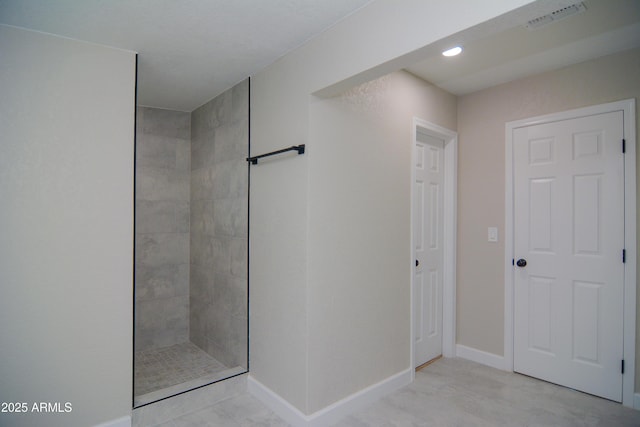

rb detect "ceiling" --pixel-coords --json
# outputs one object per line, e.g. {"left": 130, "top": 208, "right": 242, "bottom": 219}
{"left": 1, "top": 0, "right": 638, "bottom": 111}
{"left": 0, "top": 0, "right": 372, "bottom": 111}
{"left": 406, "top": 0, "right": 640, "bottom": 95}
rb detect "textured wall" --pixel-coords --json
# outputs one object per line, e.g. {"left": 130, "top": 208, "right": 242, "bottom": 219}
{"left": 456, "top": 48, "right": 640, "bottom": 371}
{"left": 135, "top": 107, "right": 191, "bottom": 351}
{"left": 307, "top": 70, "right": 456, "bottom": 412}
{"left": 0, "top": 24, "right": 135, "bottom": 427}
{"left": 190, "top": 79, "right": 249, "bottom": 368}
{"left": 249, "top": 0, "right": 532, "bottom": 414}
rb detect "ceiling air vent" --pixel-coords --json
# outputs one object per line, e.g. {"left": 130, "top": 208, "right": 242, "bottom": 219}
{"left": 525, "top": 2, "right": 587, "bottom": 30}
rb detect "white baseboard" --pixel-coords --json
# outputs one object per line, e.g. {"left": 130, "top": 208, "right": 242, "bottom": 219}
{"left": 94, "top": 415, "right": 131, "bottom": 427}
{"left": 248, "top": 369, "right": 412, "bottom": 427}
{"left": 456, "top": 344, "right": 507, "bottom": 371}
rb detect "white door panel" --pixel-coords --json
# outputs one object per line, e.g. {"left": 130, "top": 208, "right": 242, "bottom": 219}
{"left": 414, "top": 133, "right": 444, "bottom": 367}
{"left": 513, "top": 111, "right": 624, "bottom": 401}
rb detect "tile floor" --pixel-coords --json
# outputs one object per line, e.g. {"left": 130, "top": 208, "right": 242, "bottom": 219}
{"left": 154, "top": 357, "right": 640, "bottom": 426}
{"left": 135, "top": 342, "right": 228, "bottom": 397}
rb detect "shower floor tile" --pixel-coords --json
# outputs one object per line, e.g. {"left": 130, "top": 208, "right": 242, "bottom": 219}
{"left": 134, "top": 342, "right": 228, "bottom": 398}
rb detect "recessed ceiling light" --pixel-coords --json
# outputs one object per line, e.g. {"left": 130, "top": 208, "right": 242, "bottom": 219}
{"left": 442, "top": 46, "right": 462, "bottom": 57}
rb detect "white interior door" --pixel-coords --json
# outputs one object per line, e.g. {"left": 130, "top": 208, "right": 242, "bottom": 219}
{"left": 513, "top": 110, "right": 625, "bottom": 401}
{"left": 414, "top": 132, "right": 444, "bottom": 367}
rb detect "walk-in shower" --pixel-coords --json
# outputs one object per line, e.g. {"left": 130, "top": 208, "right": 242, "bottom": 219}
{"left": 133, "top": 79, "right": 249, "bottom": 407}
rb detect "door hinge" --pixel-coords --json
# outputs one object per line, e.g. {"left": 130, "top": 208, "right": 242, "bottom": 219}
{"left": 622, "top": 359, "right": 625, "bottom": 374}
{"left": 623, "top": 139, "right": 626, "bottom": 153}
{"left": 623, "top": 249, "right": 626, "bottom": 263}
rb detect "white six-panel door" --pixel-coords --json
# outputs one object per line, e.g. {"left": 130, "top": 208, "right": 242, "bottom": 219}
{"left": 513, "top": 110, "right": 625, "bottom": 401}
{"left": 414, "top": 132, "right": 444, "bottom": 367}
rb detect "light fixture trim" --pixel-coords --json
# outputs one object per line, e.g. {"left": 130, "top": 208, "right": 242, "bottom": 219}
{"left": 442, "top": 46, "right": 462, "bottom": 57}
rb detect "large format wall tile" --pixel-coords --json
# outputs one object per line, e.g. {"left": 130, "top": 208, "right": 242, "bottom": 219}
{"left": 135, "top": 295, "right": 189, "bottom": 350}
{"left": 140, "top": 107, "right": 191, "bottom": 139}
{"left": 135, "top": 80, "right": 248, "bottom": 366}
{"left": 190, "top": 79, "right": 248, "bottom": 369}
{"left": 135, "top": 263, "right": 189, "bottom": 301}
{"left": 135, "top": 106, "right": 191, "bottom": 351}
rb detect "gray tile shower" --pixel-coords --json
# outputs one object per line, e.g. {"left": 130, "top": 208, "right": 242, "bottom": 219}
{"left": 134, "top": 342, "right": 226, "bottom": 396}
{"left": 134, "top": 79, "right": 249, "bottom": 406}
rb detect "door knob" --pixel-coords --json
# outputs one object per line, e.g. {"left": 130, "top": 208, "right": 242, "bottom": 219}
{"left": 516, "top": 258, "right": 527, "bottom": 267}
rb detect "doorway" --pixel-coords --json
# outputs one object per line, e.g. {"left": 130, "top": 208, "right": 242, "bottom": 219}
{"left": 411, "top": 118, "right": 457, "bottom": 369}
{"left": 504, "top": 99, "right": 636, "bottom": 406}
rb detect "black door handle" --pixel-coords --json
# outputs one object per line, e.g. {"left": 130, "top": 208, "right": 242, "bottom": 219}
{"left": 416, "top": 259, "right": 420, "bottom": 267}
{"left": 516, "top": 258, "right": 527, "bottom": 267}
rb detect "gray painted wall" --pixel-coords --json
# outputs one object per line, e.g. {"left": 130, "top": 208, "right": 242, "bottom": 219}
{"left": 249, "top": 0, "right": 531, "bottom": 414}
{"left": 307, "top": 70, "right": 456, "bottom": 411}
{"left": 0, "top": 24, "right": 135, "bottom": 427}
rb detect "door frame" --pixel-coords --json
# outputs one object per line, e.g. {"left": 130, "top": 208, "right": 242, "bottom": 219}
{"left": 504, "top": 99, "right": 636, "bottom": 407}
{"left": 410, "top": 117, "right": 457, "bottom": 373}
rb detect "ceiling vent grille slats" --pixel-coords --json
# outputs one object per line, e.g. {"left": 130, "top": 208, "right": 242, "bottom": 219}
{"left": 526, "top": 2, "right": 587, "bottom": 30}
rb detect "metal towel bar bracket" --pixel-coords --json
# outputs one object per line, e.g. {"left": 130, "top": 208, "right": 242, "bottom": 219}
{"left": 246, "top": 144, "right": 305, "bottom": 165}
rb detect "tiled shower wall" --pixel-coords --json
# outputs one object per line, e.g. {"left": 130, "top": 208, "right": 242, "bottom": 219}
{"left": 190, "top": 79, "right": 249, "bottom": 368}
{"left": 135, "top": 107, "right": 191, "bottom": 351}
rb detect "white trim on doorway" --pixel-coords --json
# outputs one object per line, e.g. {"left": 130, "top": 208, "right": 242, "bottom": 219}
{"left": 504, "top": 99, "right": 636, "bottom": 407}
{"left": 410, "top": 118, "right": 457, "bottom": 372}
